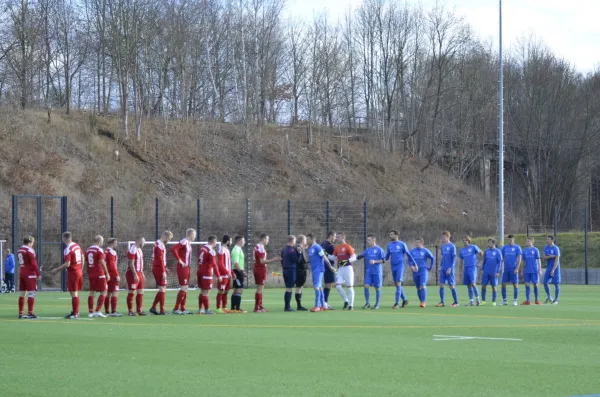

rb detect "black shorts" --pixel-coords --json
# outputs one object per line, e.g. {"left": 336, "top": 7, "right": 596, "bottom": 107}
{"left": 283, "top": 270, "right": 296, "bottom": 288}
{"left": 324, "top": 268, "right": 336, "bottom": 284}
{"left": 295, "top": 270, "right": 307, "bottom": 288}
{"left": 233, "top": 270, "right": 245, "bottom": 289}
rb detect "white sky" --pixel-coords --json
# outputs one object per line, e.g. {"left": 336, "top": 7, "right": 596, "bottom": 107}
{"left": 286, "top": 0, "right": 600, "bottom": 73}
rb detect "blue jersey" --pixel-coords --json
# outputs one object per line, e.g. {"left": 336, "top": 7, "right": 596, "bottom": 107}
{"left": 5, "top": 254, "right": 15, "bottom": 273}
{"left": 386, "top": 240, "right": 415, "bottom": 268}
{"left": 501, "top": 244, "right": 522, "bottom": 272}
{"left": 409, "top": 247, "right": 435, "bottom": 274}
{"left": 281, "top": 245, "right": 300, "bottom": 270}
{"left": 362, "top": 245, "right": 386, "bottom": 274}
{"left": 440, "top": 243, "right": 456, "bottom": 271}
{"left": 544, "top": 245, "right": 560, "bottom": 272}
{"left": 482, "top": 248, "right": 502, "bottom": 274}
{"left": 308, "top": 243, "right": 326, "bottom": 272}
{"left": 523, "top": 247, "right": 541, "bottom": 273}
{"left": 459, "top": 245, "right": 481, "bottom": 268}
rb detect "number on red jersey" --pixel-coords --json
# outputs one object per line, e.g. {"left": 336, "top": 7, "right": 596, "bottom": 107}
{"left": 86, "top": 246, "right": 106, "bottom": 276}
{"left": 64, "top": 243, "right": 83, "bottom": 272}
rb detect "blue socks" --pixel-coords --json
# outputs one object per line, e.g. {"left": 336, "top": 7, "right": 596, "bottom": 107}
{"left": 481, "top": 288, "right": 487, "bottom": 301}
{"left": 320, "top": 290, "right": 325, "bottom": 307}
{"left": 375, "top": 290, "right": 381, "bottom": 307}
{"left": 525, "top": 285, "right": 531, "bottom": 301}
{"left": 422, "top": 288, "right": 427, "bottom": 303}
{"left": 544, "top": 283, "right": 551, "bottom": 300}
{"left": 514, "top": 287, "right": 519, "bottom": 300}
{"left": 364, "top": 288, "right": 371, "bottom": 305}
{"left": 468, "top": 287, "right": 473, "bottom": 300}
{"left": 439, "top": 287, "right": 445, "bottom": 303}
{"left": 534, "top": 285, "right": 539, "bottom": 301}
{"left": 473, "top": 286, "right": 479, "bottom": 298}
{"left": 400, "top": 288, "right": 407, "bottom": 302}
{"left": 492, "top": 290, "right": 497, "bottom": 302}
{"left": 395, "top": 286, "right": 401, "bottom": 305}
{"left": 451, "top": 288, "right": 458, "bottom": 304}
{"left": 554, "top": 285, "right": 560, "bottom": 301}
{"left": 501, "top": 287, "right": 507, "bottom": 301}
{"left": 315, "top": 290, "right": 321, "bottom": 307}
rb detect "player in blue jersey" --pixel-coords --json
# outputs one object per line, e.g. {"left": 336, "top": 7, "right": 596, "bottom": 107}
{"left": 458, "top": 236, "right": 483, "bottom": 306}
{"left": 386, "top": 230, "right": 416, "bottom": 309}
{"left": 408, "top": 238, "right": 435, "bottom": 308}
{"left": 480, "top": 238, "right": 502, "bottom": 306}
{"left": 322, "top": 231, "right": 337, "bottom": 310}
{"left": 306, "top": 234, "right": 335, "bottom": 312}
{"left": 501, "top": 234, "right": 522, "bottom": 306}
{"left": 522, "top": 237, "right": 542, "bottom": 305}
{"left": 359, "top": 235, "right": 386, "bottom": 310}
{"left": 542, "top": 235, "right": 561, "bottom": 304}
{"left": 437, "top": 231, "right": 459, "bottom": 307}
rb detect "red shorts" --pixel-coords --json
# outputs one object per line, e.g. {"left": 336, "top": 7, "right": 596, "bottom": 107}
{"left": 89, "top": 275, "right": 107, "bottom": 292}
{"left": 197, "top": 273, "right": 213, "bottom": 290}
{"left": 19, "top": 274, "right": 38, "bottom": 291}
{"left": 107, "top": 278, "right": 119, "bottom": 293}
{"left": 126, "top": 271, "right": 145, "bottom": 291}
{"left": 153, "top": 268, "right": 167, "bottom": 287}
{"left": 177, "top": 266, "right": 191, "bottom": 286}
{"left": 67, "top": 272, "right": 83, "bottom": 292}
{"left": 254, "top": 267, "right": 267, "bottom": 285}
{"left": 218, "top": 277, "right": 231, "bottom": 292}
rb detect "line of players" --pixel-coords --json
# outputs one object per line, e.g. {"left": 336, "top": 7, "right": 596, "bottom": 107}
{"left": 14, "top": 228, "right": 561, "bottom": 319}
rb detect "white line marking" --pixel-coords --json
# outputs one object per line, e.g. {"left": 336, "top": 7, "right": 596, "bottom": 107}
{"left": 433, "top": 335, "right": 522, "bottom": 341}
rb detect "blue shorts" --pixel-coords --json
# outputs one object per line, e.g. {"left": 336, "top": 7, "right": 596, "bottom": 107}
{"left": 365, "top": 273, "right": 383, "bottom": 288}
{"left": 524, "top": 273, "right": 539, "bottom": 284}
{"left": 283, "top": 270, "right": 296, "bottom": 288}
{"left": 543, "top": 271, "right": 561, "bottom": 284}
{"left": 413, "top": 272, "right": 428, "bottom": 287}
{"left": 324, "top": 267, "right": 336, "bottom": 284}
{"left": 312, "top": 271, "right": 324, "bottom": 289}
{"left": 502, "top": 271, "right": 519, "bottom": 284}
{"left": 439, "top": 270, "right": 455, "bottom": 286}
{"left": 392, "top": 266, "right": 404, "bottom": 283}
{"left": 463, "top": 267, "right": 477, "bottom": 285}
{"left": 481, "top": 273, "right": 498, "bottom": 287}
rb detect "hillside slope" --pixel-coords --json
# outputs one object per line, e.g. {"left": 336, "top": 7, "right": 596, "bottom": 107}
{"left": 0, "top": 108, "right": 518, "bottom": 246}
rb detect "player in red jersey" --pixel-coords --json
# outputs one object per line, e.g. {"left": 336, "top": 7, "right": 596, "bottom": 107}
{"left": 216, "top": 235, "right": 233, "bottom": 313}
{"left": 126, "top": 236, "right": 147, "bottom": 316}
{"left": 103, "top": 238, "right": 122, "bottom": 316}
{"left": 171, "top": 228, "right": 196, "bottom": 315}
{"left": 17, "top": 235, "right": 41, "bottom": 319}
{"left": 85, "top": 235, "right": 110, "bottom": 318}
{"left": 51, "top": 232, "right": 83, "bottom": 319}
{"left": 150, "top": 230, "right": 173, "bottom": 315}
{"left": 197, "top": 235, "right": 221, "bottom": 314}
{"left": 253, "top": 234, "right": 281, "bottom": 313}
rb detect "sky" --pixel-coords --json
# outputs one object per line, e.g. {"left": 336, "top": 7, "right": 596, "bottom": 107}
{"left": 285, "top": 0, "right": 600, "bottom": 73}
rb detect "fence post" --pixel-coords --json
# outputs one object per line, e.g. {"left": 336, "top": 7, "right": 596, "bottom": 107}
{"left": 287, "top": 200, "right": 291, "bottom": 235}
{"left": 11, "top": 195, "right": 17, "bottom": 291}
{"left": 154, "top": 198, "right": 159, "bottom": 241}
{"left": 61, "top": 196, "right": 68, "bottom": 292}
{"left": 196, "top": 199, "right": 201, "bottom": 241}
{"left": 363, "top": 201, "right": 367, "bottom": 250}
{"left": 554, "top": 206, "right": 558, "bottom": 242}
{"left": 585, "top": 205, "right": 589, "bottom": 285}
{"left": 435, "top": 244, "right": 439, "bottom": 286}
{"left": 245, "top": 199, "right": 250, "bottom": 288}
{"left": 110, "top": 196, "right": 115, "bottom": 237}
{"left": 36, "top": 196, "right": 43, "bottom": 291}
{"left": 326, "top": 200, "right": 330, "bottom": 233}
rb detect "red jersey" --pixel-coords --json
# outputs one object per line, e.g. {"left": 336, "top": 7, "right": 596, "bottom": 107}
{"left": 171, "top": 238, "right": 192, "bottom": 267}
{"left": 85, "top": 246, "right": 106, "bottom": 277}
{"left": 105, "top": 247, "right": 119, "bottom": 278}
{"left": 152, "top": 240, "right": 167, "bottom": 272}
{"left": 127, "top": 244, "right": 144, "bottom": 273}
{"left": 64, "top": 243, "right": 83, "bottom": 273}
{"left": 17, "top": 245, "right": 40, "bottom": 277}
{"left": 254, "top": 243, "right": 267, "bottom": 268}
{"left": 217, "top": 246, "right": 232, "bottom": 277}
{"left": 198, "top": 244, "right": 219, "bottom": 277}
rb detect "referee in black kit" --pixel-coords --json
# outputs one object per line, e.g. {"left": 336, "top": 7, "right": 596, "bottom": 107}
{"left": 282, "top": 235, "right": 300, "bottom": 312}
{"left": 295, "top": 235, "right": 308, "bottom": 311}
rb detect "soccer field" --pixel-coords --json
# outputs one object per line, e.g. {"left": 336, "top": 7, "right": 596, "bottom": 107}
{"left": 1, "top": 286, "right": 599, "bottom": 397}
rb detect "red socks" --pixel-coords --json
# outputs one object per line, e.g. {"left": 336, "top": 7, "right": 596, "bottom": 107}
{"left": 111, "top": 296, "right": 118, "bottom": 313}
{"left": 72, "top": 296, "right": 80, "bottom": 315}
{"left": 152, "top": 292, "right": 166, "bottom": 312}
{"left": 198, "top": 295, "right": 210, "bottom": 310}
{"left": 181, "top": 292, "right": 187, "bottom": 311}
{"left": 104, "top": 296, "right": 110, "bottom": 313}
{"left": 222, "top": 294, "right": 228, "bottom": 309}
{"left": 127, "top": 293, "right": 134, "bottom": 312}
{"left": 216, "top": 294, "right": 222, "bottom": 309}
{"left": 88, "top": 296, "right": 94, "bottom": 313}
{"left": 255, "top": 293, "right": 262, "bottom": 309}
{"left": 174, "top": 290, "right": 184, "bottom": 310}
{"left": 135, "top": 294, "right": 143, "bottom": 313}
{"left": 95, "top": 295, "right": 106, "bottom": 312}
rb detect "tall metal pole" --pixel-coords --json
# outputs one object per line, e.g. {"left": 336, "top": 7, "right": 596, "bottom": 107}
{"left": 498, "top": 0, "right": 505, "bottom": 246}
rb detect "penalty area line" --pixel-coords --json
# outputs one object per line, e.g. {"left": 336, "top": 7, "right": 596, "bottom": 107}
{"left": 433, "top": 334, "right": 522, "bottom": 341}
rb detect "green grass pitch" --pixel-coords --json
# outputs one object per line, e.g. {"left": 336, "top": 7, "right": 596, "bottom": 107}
{"left": 1, "top": 286, "right": 599, "bottom": 397}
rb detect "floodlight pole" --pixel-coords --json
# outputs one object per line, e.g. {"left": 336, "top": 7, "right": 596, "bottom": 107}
{"left": 498, "top": 0, "right": 505, "bottom": 246}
